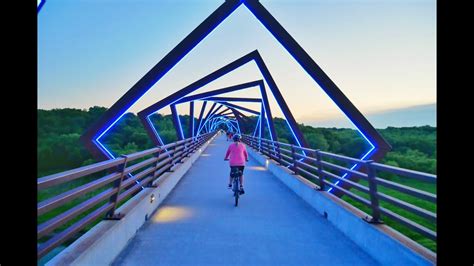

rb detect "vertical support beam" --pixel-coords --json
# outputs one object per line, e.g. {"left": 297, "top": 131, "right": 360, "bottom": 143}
{"left": 291, "top": 145, "right": 298, "bottom": 175}
{"left": 259, "top": 103, "right": 265, "bottom": 152}
{"left": 105, "top": 155, "right": 128, "bottom": 219}
{"left": 315, "top": 150, "right": 325, "bottom": 190}
{"left": 170, "top": 104, "right": 184, "bottom": 140}
{"left": 257, "top": 82, "right": 278, "bottom": 142}
{"left": 196, "top": 101, "right": 208, "bottom": 137}
{"left": 364, "top": 160, "right": 383, "bottom": 223}
{"left": 147, "top": 148, "right": 163, "bottom": 187}
{"left": 189, "top": 101, "right": 195, "bottom": 139}
{"left": 275, "top": 142, "right": 282, "bottom": 165}
{"left": 253, "top": 114, "right": 260, "bottom": 137}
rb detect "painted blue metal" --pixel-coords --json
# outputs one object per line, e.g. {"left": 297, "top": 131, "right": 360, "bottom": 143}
{"left": 203, "top": 97, "right": 261, "bottom": 102}
{"left": 189, "top": 101, "right": 195, "bottom": 138}
{"left": 243, "top": 0, "right": 391, "bottom": 195}
{"left": 38, "top": 0, "right": 46, "bottom": 13}
{"left": 195, "top": 101, "right": 208, "bottom": 138}
{"left": 80, "top": 0, "right": 242, "bottom": 159}
{"left": 176, "top": 80, "right": 261, "bottom": 104}
{"left": 170, "top": 104, "right": 184, "bottom": 140}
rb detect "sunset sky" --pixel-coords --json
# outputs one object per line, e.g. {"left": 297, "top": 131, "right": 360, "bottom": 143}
{"left": 38, "top": 0, "right": 436, "bottom": 128}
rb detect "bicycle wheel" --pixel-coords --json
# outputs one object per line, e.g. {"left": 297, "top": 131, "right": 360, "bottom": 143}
{"left": 233, "top": 178, "right": 239, "bottom": 207}
{"left": 234, "top": 191, "right": 239, "bottom": 206}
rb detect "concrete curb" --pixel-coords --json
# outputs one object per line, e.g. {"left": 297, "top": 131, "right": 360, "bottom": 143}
{"left": 247, "top": 148, "right": 436, "bottom": 266}
{"left": 46, "top": 135, "right": 218, "bottom": 266}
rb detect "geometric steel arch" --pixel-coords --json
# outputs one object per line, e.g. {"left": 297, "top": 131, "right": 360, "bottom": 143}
{"left": 171, "top": 95, "right": 263, "bottom": 141}
{"left": 137, "top": 50, "right": 308, "bottom": 151}
{"left": 80, "top": 0, "right": 390, "bottom": 196}
{"left": 189, "top": 99, "right": 262, "bottom": 137}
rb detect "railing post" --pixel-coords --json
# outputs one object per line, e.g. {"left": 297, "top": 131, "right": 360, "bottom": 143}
{"left": 176, "top": 142, "right": 186, "bottom": 163}
{"left": 271, "top": 141, "right": 276, "bottom": 160}
{"left": 192, "top": 136, "right": 199, "bottom": 152}
{"left": 291, "top": 145, "right": 298, "bottom": 175}
{"left": 167, "top": 141, "right": 178, "bottom": 173}
{"left": 364, "top": 160, "right": 383, "bottom": 224}
{"left": 176, "top": 140, "right": 185, "bottom": 164}
{"left": 105, "top": 155, "right": 128, "bottom": 220}
{"left": 276, "top": 142, "right": 282, "bottom": 165}
{"left": 258, "top": 137, "right": 262, "bottom": 153}
{"left": 184, "top": 141, "right": 190, "bottom": 157}
{"left": 147, "top": 148, "right": 162, "bottom": 188}
{"left": 315, "top": 149, "right": 324, "bottom": 190}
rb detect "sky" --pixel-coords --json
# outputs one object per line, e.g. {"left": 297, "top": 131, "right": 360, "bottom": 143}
{"left": 38, "top": 0, "right": 436, "bottom": 128}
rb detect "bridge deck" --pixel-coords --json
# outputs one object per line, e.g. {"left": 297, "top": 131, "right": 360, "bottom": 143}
{"left": 113, "top": 135, "right": 379, "bottom": 266}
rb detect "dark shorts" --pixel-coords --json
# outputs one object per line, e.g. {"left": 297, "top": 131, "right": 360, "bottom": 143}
{"left": 230, "top": 166, "right": 245, "bottom": 177}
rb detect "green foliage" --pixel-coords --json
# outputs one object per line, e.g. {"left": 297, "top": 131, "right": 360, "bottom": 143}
{"left": 38, "top": 108, "right": 436, "bottom": 176}
{"left": 380, "top": 126, "right": 437, "bottom": 174}
{"left": 38, "top": 107, "right": 177, "bottom": 176}
{"left": 37, "top": 108, "right": 437, "bottom": 252}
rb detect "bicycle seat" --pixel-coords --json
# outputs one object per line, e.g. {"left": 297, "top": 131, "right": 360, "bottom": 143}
{"left": 230, "top": 169, "right": 242, "bottom": 178}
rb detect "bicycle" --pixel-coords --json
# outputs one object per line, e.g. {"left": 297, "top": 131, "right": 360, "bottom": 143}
{"left": 224, "top": 159, "right": 244, "bottom": 207}
{"left": 230, "top": 167, "right": 243, "bottom": 207}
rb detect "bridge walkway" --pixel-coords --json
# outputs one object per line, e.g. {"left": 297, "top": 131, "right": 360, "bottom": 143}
{"left": 112, "top": 135, "right": 379, "bottom": 266}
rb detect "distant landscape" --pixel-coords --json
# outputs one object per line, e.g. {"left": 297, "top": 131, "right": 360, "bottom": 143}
{"left": 38, "top": 107, "right": 436, "bottom": 177}
{"left": 303, "top": 103, "right": 436, "bottom": 129}
{"left": 37, "top": 106, "right": 437, "bottom": 251}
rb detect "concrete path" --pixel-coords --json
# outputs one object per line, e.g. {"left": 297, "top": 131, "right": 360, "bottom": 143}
{"left": 112, "top": 135, "right": 380, "bottom": 266}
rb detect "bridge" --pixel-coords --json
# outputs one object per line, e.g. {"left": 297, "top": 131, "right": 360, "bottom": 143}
{"left": 38, "top": 0, "right": 436, "bottom": 265}
{"left": 38, "top": 131, "right": 436, "bottom": 265}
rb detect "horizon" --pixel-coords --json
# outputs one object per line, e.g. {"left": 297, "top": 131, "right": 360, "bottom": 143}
{"left": 38, "top": 102, "right": 436, "bottom": 129}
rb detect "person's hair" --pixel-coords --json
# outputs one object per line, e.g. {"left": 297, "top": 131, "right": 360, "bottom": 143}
{"left": 232, "top": 134, "right": 241, "bottom": 142}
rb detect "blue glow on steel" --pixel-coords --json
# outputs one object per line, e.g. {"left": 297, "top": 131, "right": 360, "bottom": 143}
{"left": 176, "top": 110, "right": 185, "bottom": 139}
{"left": 326, "top": 109, "right": 376, "bottom": 192}
{"left": 236, "top": 118, "right": 242, "bottom": 134}
{"left": 253, "top": 113, "right": 261, "bottom": 136}
{"left": 146, "top": 114, "right": 167, "bottom": 146}
{"left": 96, "top": 112, "right": 128, "bottom": 142}
{"left": 260, "top": 101, "right": 274, "bottom": 141}
{"left": 38, "top": 0, "right": 46, "bottom": 13}
{"left": 94, "top": 111, "right": 132, "bottom": 159}
{"left": 90, "top": 1, "right": 243, "bottom": 160}
{"left": 327, "top": 141, "right": 376, "bottom": 193}
{"left": 244, "top": 1, "right": 379, "bottom": 192}
{"left": 199, "top": 105, "right": 226, "bottom": 134}
{"left": 94, "top": 139, "right": 116, "bottom": 160}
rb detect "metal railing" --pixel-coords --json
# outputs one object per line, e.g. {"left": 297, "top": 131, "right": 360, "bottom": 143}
{"left": 242, "top": 134, "right": 436, "bottom": 243}
{"left": 37, "top": 132, "right": 216, "bottom": 259}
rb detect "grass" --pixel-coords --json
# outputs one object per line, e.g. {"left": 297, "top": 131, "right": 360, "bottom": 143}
{"left": 37, "top": 160, "right": 153, "bottom": 258}
{"left": 257, "top": 143, "right": 437, "bottom": 252}
{"left": 327, "top": 173, "right": 436, "bottom": 252}
{"left": 39, "top": 148, "right": 437, "bottom": 261}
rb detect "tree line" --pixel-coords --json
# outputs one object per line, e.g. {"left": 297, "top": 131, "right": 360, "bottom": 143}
{"left": 38, "top": 107, "right": 436, "bottom": 177}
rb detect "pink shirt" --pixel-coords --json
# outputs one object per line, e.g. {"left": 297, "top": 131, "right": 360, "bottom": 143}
{"left": 225, "top": 142, "right": 248, "bottom": 166}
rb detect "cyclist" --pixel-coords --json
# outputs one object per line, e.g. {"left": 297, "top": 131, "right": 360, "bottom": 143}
{"left": 224, "top": 134, "right": 248, "bottom": 194}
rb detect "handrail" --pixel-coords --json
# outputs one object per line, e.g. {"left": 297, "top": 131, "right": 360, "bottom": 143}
{"left": 242, "top": 134, "right": 437, "bottom": 247}
{"left": 37, "top": 131, "right": 217, "bottom": 259}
